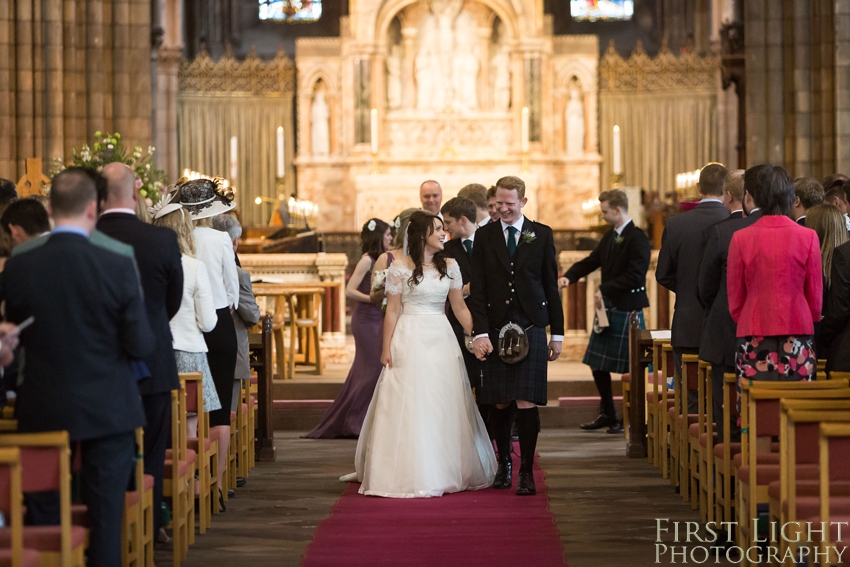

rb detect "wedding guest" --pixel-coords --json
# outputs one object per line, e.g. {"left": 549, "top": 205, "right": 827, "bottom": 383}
{"left": 458, "top": 183, "right": 491, "bottom": 228}
{"left": 0, "top": 178, "right": 18, "bottom": 259}
{"left": 150, "top": 193, "right": 221, "bottom": 432}
{"left": 561, "top": 189, "right": 651, "bottom": 433}
{"left": 1, "top": 198, "right": 51, "bottom": 248}
{"left": 5, "top": 167, "right": 153, "bottom": 567}
{"left": 97, "top": 162, "right": 184, "bottom": 538}
{"left": 211, "top": 215, "right": 260, "bottom": 415}
{"left": 656, "top": 163, "right": 729, "bottom": 413}
{"left": 370, "top": 208, "right": 417, "bottom": 306}
{"left": 805, "top": 204, "right": 848, "bottom": 361}
{"left": 306, "top": 218, "right": 391, "bottom": 438}
{"left": 420, "top": 180, "right": 443, "bottom": 216}
{"left": 176, "top": 178, "right": 239, "bottom": 507}
{"left": 819, "top": 231, "right": 850, "bottom": 374}
{"left": 728, "top": 164, "right": 821, "bottom": 389}
{"left": 486, "top": 185, "right": 498, "bottom": 222}
{"left": 792, "top": 178, "right": 825, "bottom": 226}
{"left": 824, "top": 180, "right": 850, "bottom": 232}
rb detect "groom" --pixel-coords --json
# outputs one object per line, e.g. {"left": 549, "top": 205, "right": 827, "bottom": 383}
{"left": 469, "top": 176, "right": 564, "bottom": 496}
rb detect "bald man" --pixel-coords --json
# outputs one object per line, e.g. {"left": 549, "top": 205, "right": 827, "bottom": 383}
{"left": 97, "top": 162, "right": 184, "bottom": 540}
{"left": 420, "top": 180, "right": 443, "bottom": 217}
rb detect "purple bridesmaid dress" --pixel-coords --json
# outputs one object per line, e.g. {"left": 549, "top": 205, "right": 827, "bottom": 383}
{"left": 304, "top": 256, "right": 388, "bottom": 438}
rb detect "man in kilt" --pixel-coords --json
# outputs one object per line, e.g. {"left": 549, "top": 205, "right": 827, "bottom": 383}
{"left": 560, "top": 189, "right": 651, "bottom": 433}
{"left": 470, "top": 176, "right": 564, "bottom": 496}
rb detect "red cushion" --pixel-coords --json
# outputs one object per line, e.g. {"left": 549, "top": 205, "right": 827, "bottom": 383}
{"left": 187, "top": 438, "right": 212, "bottom": 453}
{"left": 163, "top": 459, "right": 191, "bottom": 479}
{"left": 783, "top": 496, "right": 850, "bottom": 518}
{"left": 70, "top": 503, "right": 88, "bottom": 527}
{"left": 668, "top": 406, "right": 678, "bottom": 419}
{"left": 689, "top": 423, "right": 700, "bottom": 438}
{"left": 768, "top": 480, "right": 850, "bottom": 501}
{"left": 699, "top": 432, "right": 718, "bottom": 447}
{"left": 165, "top": 449, "right": 196, "bottom": 463}
{"left": 714, "top": 442, "right": 742, "bottom": 460}
{"left": 0, "top": 548, "right": 41, "bottom": 567}
{"left": 249, "top": 395, "right": 257, "bottom": 407}
{"left": 734, "top": 451, "right": 780, "bottom": 469}
{"left": 621, "top": 373, "right": 630, "bottom": 383}
{"left": 647, "top": 391, "right": 672, "bottom": 403}
{"left": 737, "top": 463, "right": 820, "bottom": 485}
{"left": 675, "top": 414, "right": 698, "bottom": 427}
{"left": 0, "top": 525, "right": 87, "bottom": 552}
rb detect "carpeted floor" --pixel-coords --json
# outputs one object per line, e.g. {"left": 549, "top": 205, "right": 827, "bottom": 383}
{"left": 301, "top": 447, "right": 566, "bottom": 567}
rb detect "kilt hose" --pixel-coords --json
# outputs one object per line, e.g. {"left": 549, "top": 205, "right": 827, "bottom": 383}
{"left": 582, "top": 308, "right": 645, "bottom": 374}
{"left": 478, "top": 307, "right": 549, "bottom": 406}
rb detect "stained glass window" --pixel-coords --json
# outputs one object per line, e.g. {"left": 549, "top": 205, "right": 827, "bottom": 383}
{"left": 259, "top": 0, "right": 323, "bottom": 23}
{"left": 570, "top": 0, "right": 633, "bottom": 22}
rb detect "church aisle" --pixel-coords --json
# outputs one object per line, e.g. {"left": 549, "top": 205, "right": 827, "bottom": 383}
{"left": 157, "top": 431, "right": 733, "bottom": 566}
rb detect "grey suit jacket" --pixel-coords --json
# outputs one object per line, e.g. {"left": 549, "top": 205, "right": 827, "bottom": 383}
{"left": 656, "top": 201, "right": 729, "bottom": 349}
{"left": 232, "top": 267, "right": 261, "bottom": 380}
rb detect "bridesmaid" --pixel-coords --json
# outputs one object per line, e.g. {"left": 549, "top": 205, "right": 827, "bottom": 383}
{"left": 305, "top": 218, "right": 392, "bottom": 438}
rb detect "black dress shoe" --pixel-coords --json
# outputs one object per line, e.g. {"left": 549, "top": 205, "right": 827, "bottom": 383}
{"left": 236, "top": 476, "right": 247, "bottom": 488}
{"left": 493, "top": 460, "right": 512, "bottom": 489}
{"left": 227, "top": 489, "right": 235, "bottom": 498}
{"left": 606, "top": 420, "right": 624, "bottom": 434}
{"left": 516, "top": 471, "right": 536, "bottom": 495}
{"left": 580, "top": 414, "right": 618, "bottom": 430}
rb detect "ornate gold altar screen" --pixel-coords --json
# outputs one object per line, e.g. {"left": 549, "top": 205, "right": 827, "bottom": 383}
{"left": 599, "top": 42, "right": 722, "bottom": 197}
{"left": 177, "top": 47, "right": 296, "bottom": 226}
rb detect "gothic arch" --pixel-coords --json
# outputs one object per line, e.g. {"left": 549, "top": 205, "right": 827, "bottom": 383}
{"left": 299, "top": 66, "right": 340, "bottom": 95}
{"left": 554, "top": 59, "right": 596, "bottom": 95}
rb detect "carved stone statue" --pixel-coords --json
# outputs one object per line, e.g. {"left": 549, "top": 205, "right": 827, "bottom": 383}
{"left": 311, "top": 90, "right": 330, "bottom": 156}
{"left": 491, "top": 43, "right": 511, "bottom": 111}
{"left": 415, "top": 43, "right": 436, "bottom": 110}
{"left": 386, "top": 45, "right": 403, "bottom": 110}
{"left": 565, "top": 84, "right": 585, "bottom": 156}
{"left": 452, "top": 14, "right": 479, "bottom": 110}
{"left": 430, "top": 0, "right": 463, "bottom": 105}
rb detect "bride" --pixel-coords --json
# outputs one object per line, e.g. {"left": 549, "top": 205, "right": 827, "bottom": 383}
{"left": 350, "top": 211, "right": 497, "bottom": 498}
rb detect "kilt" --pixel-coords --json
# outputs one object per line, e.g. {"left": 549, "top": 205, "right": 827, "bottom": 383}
{"left": 478, "top": 309, "right": 549, "bottom": 406}
{"left": 582, "top": 308, "right": 644, "bottom": 374}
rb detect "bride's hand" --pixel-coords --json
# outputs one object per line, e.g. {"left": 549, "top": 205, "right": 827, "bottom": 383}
{"left": 381, "top": 349, "right": 393, "bottom": 368}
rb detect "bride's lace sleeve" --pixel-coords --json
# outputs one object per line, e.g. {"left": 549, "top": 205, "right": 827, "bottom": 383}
{"left": 447, "top": 260, "right": 463, "bottom": 290}
{"left": 385, "top": 263, "right": 406, "bottom": 296}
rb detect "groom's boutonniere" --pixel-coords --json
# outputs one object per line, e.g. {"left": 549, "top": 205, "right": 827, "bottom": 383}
{"left": 521, "top": 230, "right": 536, "bottom": 244}
{"left": 614, "top": 234, "right": 624, "bottom": 245}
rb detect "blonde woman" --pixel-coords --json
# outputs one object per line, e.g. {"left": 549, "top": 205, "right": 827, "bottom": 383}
{"left": 806, "top": 204, "right": 849, "bottom": 360}
{"left": 370, "top": 208, "right": 418, "bottom": 305}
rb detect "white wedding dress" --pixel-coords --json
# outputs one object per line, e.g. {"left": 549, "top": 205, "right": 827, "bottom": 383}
{"left": 352, "top": 260, "right": 497, "bottom": 498}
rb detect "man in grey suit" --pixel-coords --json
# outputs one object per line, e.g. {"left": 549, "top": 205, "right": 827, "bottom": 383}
{"left": 656, "top": 163, "right": 730, "bottom": 413}
{"left": 698, "top": 171, "right": 761, "bottom": 442}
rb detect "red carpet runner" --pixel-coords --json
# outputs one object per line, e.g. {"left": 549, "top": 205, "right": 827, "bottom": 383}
{"left": 301, "top": 449, "right": 567, "bottom": 566}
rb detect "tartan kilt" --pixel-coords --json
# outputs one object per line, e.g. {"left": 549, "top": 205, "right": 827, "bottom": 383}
{"left": 582, "top": 308, "right": 645, "bottom": 374}
{"left": 478, "top": 322, "right": 549, "bottom": 407}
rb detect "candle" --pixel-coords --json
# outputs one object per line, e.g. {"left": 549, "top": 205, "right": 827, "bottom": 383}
{"left": 277, "top": 126, "right": 285, "bottom": 178}
{"left": 612, "top": 125, "right": 621, "bottom": 175}
{"left": 230, "top": 136, "right": 238, "bottom": 180}
{"left": 521, "top": 107, "right": 529, "bottom": 153}
{"left": 370, "top": 109, "right": 378, "bottom": 154}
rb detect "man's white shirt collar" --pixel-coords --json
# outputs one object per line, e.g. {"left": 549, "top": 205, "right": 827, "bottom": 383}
{"left": 477, "top": 217, "right": 489, "bottom": 228}
{"left": 700, "top": 198, "right": 722, "bottom": 204}
{"left": 500, "top": 215, "right": 525, "bottom": 233}
{"left": 101, "top": 208, "right": 137, "bottom": 216}
{"left": 614, "top": 218, "right": 632, "bottom": 236}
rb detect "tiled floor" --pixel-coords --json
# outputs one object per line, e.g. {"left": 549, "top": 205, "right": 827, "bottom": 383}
{"left": 156, "top": 429, "right": 733, "bottom": 567}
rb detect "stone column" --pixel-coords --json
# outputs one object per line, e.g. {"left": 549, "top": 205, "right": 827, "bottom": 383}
{"left": 112, "top": 0, "right": 132, "bottom": 139}
{"left": 44, "top": 0, "right": 64, "bottom": 162}
{"left": 328, "top": 93, "right": 338, "bottom": 155}
{"left": 790, "top": 0, "right": 812, "bottom": 175}
{"left": 0, "top": 0, "right": 16, "bottom": 175}
{"left": 155, "top": 0, "right": 184, "bottom": 181}
{"left": 478, "top": 28, "right": 490, "bottom": 110}
{"left": 86, "top": 0, "right": 105, "bottom": 137}
{"left": 63, "top": 0, "right": 79, "bottom": 157}
{"left": 401, "top": 28, "right": 416, "bottom": 109}
{"left": 511, "top": 50, "right": 524, "bottom": 152}
{"left": 16, "top": 0, "right": 35, "bottom": 167}
{"left": 554, "top": 93, "right": 565, "bottom": 154}
{"left": 33, "top": 0, "right": 45, "bottom": 160}
{"left": 814, "top": 0, "right": 836, "bottom": 178}
{"left": 835, "top": 0, "right": 850, "bottom": 171}
{"left": 744, "top": 0, "right": 768, "bottom": 165}
{"left": 128, "top": 0, "right": 152, "bottom": 146}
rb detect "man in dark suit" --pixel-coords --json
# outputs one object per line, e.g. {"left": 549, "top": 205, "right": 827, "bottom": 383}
{"left": 98, "top": 162, "right": 184, "bottom": 538}
{"left": 5, "top": 167, "right": 154, "bottom": 567}
{"left": 469, "top": 176, "right": 563, "bottom": 496}
{"left": 440, "top": 197, "right": 489, "bottom": 428}
{"left": 698, "top": 170, "right": 762, "bottom": 443}
{"left": 791, "top": 177, "right": 824, "bottom": 227}
{"left": 657, "top": 163, "right": 729, "bottom": 413}
{"left": 561, "top": 190, "right": 651, "bottom": 433}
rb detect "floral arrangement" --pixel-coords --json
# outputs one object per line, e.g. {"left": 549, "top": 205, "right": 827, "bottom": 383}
{"left": 520, "top": 229, "right": 537, "bottom": 244}
{"left": 50, "top": 131, "right": 167, "bottom": 205}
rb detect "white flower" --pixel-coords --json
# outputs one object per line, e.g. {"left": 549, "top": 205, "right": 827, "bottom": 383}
{"left": 367, "top": 219, "right": 377, "bottom": 231}
{"left": 393, "top": 217, "right": 401, "bottom": 228}
{"left": 148, "top": 146, "right": 156, "bottom": 154}
{"left": 107, "top": 144, "right": 114, "bottom": 149}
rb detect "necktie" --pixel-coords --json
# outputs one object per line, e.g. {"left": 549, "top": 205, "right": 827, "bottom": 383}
{"left": 507, "top": 226, "right": 518, "bottom": 257}
{"left": 463, "top": 239, "right": 473, "bottom": 258}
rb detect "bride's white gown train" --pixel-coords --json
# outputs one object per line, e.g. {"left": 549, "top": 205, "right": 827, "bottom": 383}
{"left": 352, "top": 261, "right": 497, "bottom": 498}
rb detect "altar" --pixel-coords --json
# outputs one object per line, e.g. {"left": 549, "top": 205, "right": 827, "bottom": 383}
{"left": 294, "top": 0, "right": 601, "bottom": 230}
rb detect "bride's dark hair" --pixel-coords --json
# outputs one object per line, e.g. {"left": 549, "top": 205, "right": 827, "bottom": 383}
{"left": 406, "top": 211, "right": 448, "bottom": 287}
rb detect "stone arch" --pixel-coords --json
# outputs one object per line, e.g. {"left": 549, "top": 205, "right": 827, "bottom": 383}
{"left": 300, "top": 66, "right": 339, "bottom": 95}
{"left": 555, "top": 59, "right": 596, "bottom": 95}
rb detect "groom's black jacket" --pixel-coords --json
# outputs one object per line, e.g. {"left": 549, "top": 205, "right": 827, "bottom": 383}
{"left": 469, "top": 218, "right": 564, "bottom": 336}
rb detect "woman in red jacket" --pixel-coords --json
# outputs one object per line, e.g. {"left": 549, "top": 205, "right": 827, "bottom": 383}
{"left": 728, "top": 164, "right": 823, "bottom": 384}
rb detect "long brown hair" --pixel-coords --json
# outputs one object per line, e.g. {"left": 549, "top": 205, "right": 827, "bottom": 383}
{"left": 406, "top": 211, "right": 447, "bottom": 287}
{"left": 806, "top": 203, "right": 849, "bottom": 287}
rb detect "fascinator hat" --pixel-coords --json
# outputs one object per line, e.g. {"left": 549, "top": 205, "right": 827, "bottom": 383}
{"left": 148, "top": 190, "right": 183, "bottom": 220}
{"left": 173, "top": 177, "right": 236, "bottom": 220}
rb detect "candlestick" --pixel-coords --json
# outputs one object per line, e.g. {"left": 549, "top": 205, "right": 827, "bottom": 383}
{"left": 276, "top": 127, "right": 285, "bottom": 178}
{"left": 370, "top": 109, "right": 378, "bottom": 155}
{"left": 230, "top": 136, "right": 238, "bottom": 180}
{"left": 612, "top": 125, "right": 621, "bottom": 175}
{"left": 521, "top": 107, "right": 529, "bottom": 153}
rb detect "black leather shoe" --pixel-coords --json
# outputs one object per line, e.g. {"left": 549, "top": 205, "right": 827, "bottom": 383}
{"left": 516, "top": 471, "right": 536, "bottom": 495}
{"left": 493, "top": 460, "right": 512, "bottom": 489}
{"left": 606, "top": 420, "right": 624, "bottom": 434}
{"left": 236, "top": 476, "right": 247, "bottom": 488}
{"left": 227, "top": 489, "right": 235, "bottom": 498}
{"left": 580, "top": 414, "right": 618, "bottom": 430}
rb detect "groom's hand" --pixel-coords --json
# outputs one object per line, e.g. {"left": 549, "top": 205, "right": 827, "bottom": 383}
{"left": 473, "top": 337, "right": 493, "bottom": 361}
{"left": 547, "top": 340, "right": 562, "bottom": 361}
